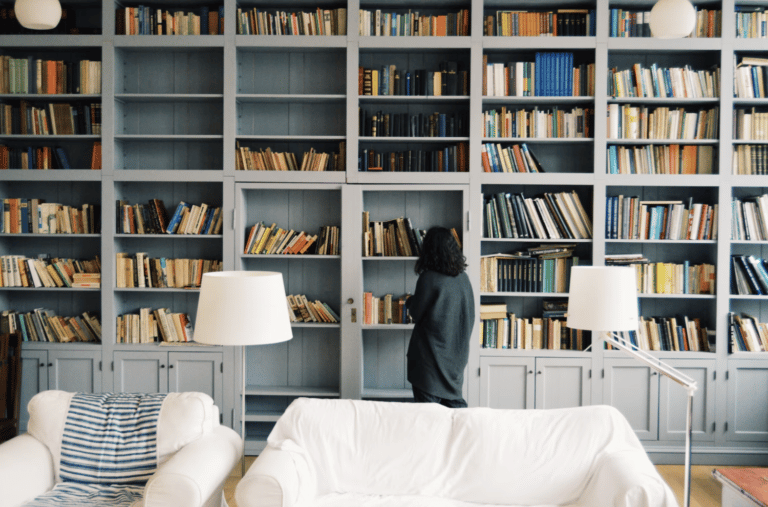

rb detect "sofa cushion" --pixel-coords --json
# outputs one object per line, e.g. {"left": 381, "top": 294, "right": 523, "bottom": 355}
{"left": 268, "top": 399, "right": 646, "bottom": 505}
{"left": 27, "top": 390, "right": 219, "bottom": 482}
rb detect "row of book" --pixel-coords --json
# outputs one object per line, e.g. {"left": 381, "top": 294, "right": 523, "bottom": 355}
{"left": 732, "top": 194, "right": 768, "bottom": 241}
{"left": 1, "top": 309, "right": 102, "bottom": 343}
{"left": 237, "top": 8, "right": 346, "bottom": 36}
{"left": 484, "top": 192, "right": 593, "bottom": 240}
{"left": 0, "top": 255, "right": 100, "bottom": 288}
{"left": 483, "top": 9, "right": 595, "bottom": 37}
{"left": 2, "top": 199, "right": 99, "bottom": 235}
{"left": 0, "top": 144, "right": 86, "bottom": 170}
{"left": 1, "top": 101, "right": 101, "bottom": 136}
{"left": 734, "top": 108, "right": 768, "bottom": 141}
{"left": 480, "top": 301, "right": 589, "bottom": 350}
{"left": 729, "top": 313, "right": 768, "bottom": 352}
{"left": 358, "top": 145, "right": 468, "bottom": 173}
{"left": 362, "top": 214, "right": 462, "bottom": 258}
{"left": 733, "top": 144, "right": 768, "bottom": 175}
{"left": 360, "top": 62, "right": 467, "bottom": 97}
{"left": 609, "top": 8, "right": 720, "bottom": 38}
{"left": 235, "top": 143, "right": 345, "bottom": 172}
{"left": 116, "top": 308, "right": 191, "bottom": 344}
{"left": 0, "top": 57, "right": 101, "bottom": 95}
{"left": 482, "top": 107, "right": 593, "bottom": 139}
{"left": 607, "top": 144, "right": 715, "bottom": 175}
{"left": 734, "top": 59, "right": 768, "bottom": 98}
{"left": 358, "top": 9, "right": 469, "bottom": 37}
{"left": 484, "top": 53, "right": 595, "bottom": 97}
{"left": 608, "top": 257, "right": 716, "bottom": 295}
{"left": 736, "top": 7, "right": 768, "bottom": 38}
{"left": 116, "top": 6, "right": 223, "bottom": 35}
{"left": 362, "top": 292, "right": 411, "bottom": 325}
{"left": 359, "top": 111, "right": 468, "bottom": 138}
{"left": 480, "top": 143, "right": 544, "bottom": 173}
{"left": 605, "top": 196, "right": 718, "bottom": 241}
{"left": 115, "top": 254, "right": 222, "bottom": 289}
{"left": 607, "top": 105, "right": 719, "bottom": 140}
{"left": 287, "top": 295, "right": 340, "bottom": 324}
{"left": 609, "top": 63, "right": 719, "bottom": 99}
{"left": 244, "top": 223, "right": 339, "bottom": 256}
{"left": 117, "top": 200, "right": 221, "bottom": 235}
{"left": 731, "top": 254, "right": 768, "bottom": 295}
{"left": 614, "top": 315, "right": 710, "bottom": 352}
{"left": 480, "top": 246, "right": 579, "bottom": 294}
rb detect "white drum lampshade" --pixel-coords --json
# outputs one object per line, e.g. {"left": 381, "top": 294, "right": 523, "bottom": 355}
{"left": 566, "top": 266, "right": 639, "bottom": 333}
{"left": 650, "top": 0, "right": 696, "bottom": 39}
{"left": 194, "top": 271, "right": 293, "bottom": 347}
{"left": 14, "top": 0, "right": 62, "bottom": 30}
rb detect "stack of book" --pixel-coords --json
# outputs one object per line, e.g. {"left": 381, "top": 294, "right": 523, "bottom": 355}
{"left": 0, "top": 100, "right": 101, "bottom": 135}
{"left": 484, "top": 191, "right": 593, "bottom": 240}
{"left": 733, "top": 145, "right": 768, "bottom": 175}
{"left": 736, "top": 6, "right": 768, "bottom": 38}
{"left": 729, "top": 313, "right": 768, "bottom": 352}
{"left": 480, "top": 142, "right": 544, "bottom": 173}
{"left": 482, "top": 106, "right": 593, "bottom": 138}
{"left": 480, "top": 244, "right": 579, "bottom": 294}
{"left": 116, "top": 308, "right": 190, "bottom": 344}
{"left": 1, "top": 309, "right": 101, "bottom": 343}
{"left": 732, "top": 193, "right": 768, "bottom": 240}
{"left": 479, "top": 300, "right": 588, "bottom": 350}
{"left": 358, "top": 9, "right": 469, "bottom": 36}
{"left": 0, "top": 145, "right": 87, "bottom": 170}
{"left": 610, "top": 8, "right": 720, "bottom": 37}
{"left": 1, "top": 199, "right": 99, "bottom": 234}
{"left": 235, "top": 142, "right": 345, "bottom": 172}
{"left": 732, "top": 254, "right": 768, "bottom": 295}
{"left": 607, "top": 104, "right": 719, "bottom": 140}
{"left": 358, "top": 144, "right": 468, "bottom": 172}
{"left": 116, "top": 199, "right": 170, "bottom": 234}
{"left": 484, "top": 9, "right": 596, "bottom": 36}
{"left": 734, "top": 107, "right": 768, "bottom": 140}
{"left": 359, "top": 110, "right": 467, "bottom": 138}
{"left": 611, "top": 257, "right": 716, "bottom": 295}
{"left": 359, "top": 62, "right": 467, "bottom": 96}
{"left": 615, "top": 315, "right": 710, "bottom": 351}
{"left": 605, "top": 196, "right": 718, "bottom": 240}
{"left": 362, "top": 292, "right": 411, "bottom": 325}
{"left": 362, "top": 213, "right": 460, "bottom": 257}
{"left": 116, "top": 6, "right": 223, "bottom": 35}
{"left": 606, "top": 144, "right": 714, "bottom": 175}
{"left": 244, "top": 223, "right": 339, "bottom": 255}
{"left": 483, "top": 53, "right": 595, "bottom": 97}
{"left": 609, "top": 63, "right": 719, "bottom": 98}
{"left": 286, "top": 295, "right": 340, "bottom": 324}
{"left": 237, "top": 7, "right": 346, "bottom": 35}
{"left": 164, "top": 201, "right": 223, "bottom": 235}
{"left": 115, "top": 254, "right": 222, "bottom": 289}
{"left": 0, "top": 254, "right": 100, "bottom": 288}
{"left": 0, "top": 56, "right": 101, "bottom": 95}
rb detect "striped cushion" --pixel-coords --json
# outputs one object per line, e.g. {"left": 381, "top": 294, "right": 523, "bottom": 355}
{"left": 59, "top": 392, "right": 167, "bottom": 484}
{"left": 22, "top": 483, "right": 143, "bottom": 507}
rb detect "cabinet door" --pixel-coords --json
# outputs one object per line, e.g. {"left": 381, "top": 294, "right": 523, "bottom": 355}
{"left": 19, "top": 350, "right": 48, "bottom": 433}
{"left": 726, "top": 360, "right": 768, "bottom": 442}
{"left": 479, "top": 357, "right": 534, "bottom": 409}
{"left": 113, "top": 351, "right": 168, "bottom": 394}
{"left": 49, "top": 350, "right": 102, "bottom": 394}
{"left": 535, "top": 357, "right": 591, "bottom": 410}
{"left": 658, "top": 359, "right": 716, "bottom": 443}
{"left": 168, "top": 352, "right": 223, "bottom": 410}
{"left": 604, "top": 358, "right": 659, "bottom": 440}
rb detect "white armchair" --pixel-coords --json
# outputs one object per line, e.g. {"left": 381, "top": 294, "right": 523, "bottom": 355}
{"left": 0, "top": 390, "right": 242, "bottom": 507}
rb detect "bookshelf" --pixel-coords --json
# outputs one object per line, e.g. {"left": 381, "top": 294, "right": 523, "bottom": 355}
{"left": 2, "top": 0, "right": 768, "bottom": 463}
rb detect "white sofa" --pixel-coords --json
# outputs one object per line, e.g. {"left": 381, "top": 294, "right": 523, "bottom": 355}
{"left": 0, "top": 390, "right": 242, "bottom": 507}
{"left": 236, "top": 398, "right": 678, "bottom": 507}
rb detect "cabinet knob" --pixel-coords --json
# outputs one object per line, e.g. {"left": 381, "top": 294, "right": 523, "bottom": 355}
{"left": 537, "top": 371, "right": 542, "bottom": 375}
{"left": 169, "top": 364, "right": 174, "bottom": 369}
{"left": 347, "top": 298, "right": 354, "bottom": 304}
{"left": 48, "top": 363, "right": 52, "bottom": 367}
{"left": 528, "top": 370, "right": 533, "bottom": 374}
{"left": 160, "top": 364, "right": 166, "bottom": 369}
{"left": 39, "top": 363, "right": 45, "bottom": 368}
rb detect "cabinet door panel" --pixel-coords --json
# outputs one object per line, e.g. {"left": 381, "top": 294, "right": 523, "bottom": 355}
{"left": 50, "top": 351, "right": 101, "bottom": 394}
{"left": 168, "top": 352, "right": 223, "bottom": 410}
{"left": 536, "top": 358, "right": 591, "bottom": 410}
{"left": 114, "top": 352, "right": 167, "bottom": 394}
{"left": 658, "top": 360, "right": 715, "bottom": 443}
{"left": 479, "top": 357, "right": 534, "bottom": 410}
{"left": 605, "top": 358, "right": 659, "bottom": 440}
{"left": 726, "top": 361, "right": 768, "bottom": 442}
{"left": 19, "top": 351, "right": 47, "bottom": 433}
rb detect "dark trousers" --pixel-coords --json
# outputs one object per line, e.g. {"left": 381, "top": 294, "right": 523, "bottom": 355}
{"left": 412, "top": 386, "right": 467, "bottom": 408}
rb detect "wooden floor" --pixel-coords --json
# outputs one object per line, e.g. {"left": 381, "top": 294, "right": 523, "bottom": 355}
{"left": 225, "top": 460, "right": 728, "bottom": 507}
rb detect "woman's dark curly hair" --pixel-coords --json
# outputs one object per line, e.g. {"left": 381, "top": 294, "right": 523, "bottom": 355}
{"left": 414, "top": 226, "right": 466, "bottom": 276}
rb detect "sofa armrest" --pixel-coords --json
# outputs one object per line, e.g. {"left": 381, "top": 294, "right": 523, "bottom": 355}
{"left": 236, "top": 446, "right": 315, "bottom": 507}
{"left": 0, "top": 434, "right": 55, "bottom": 507}
{"left": 143, "top": 425, "right": 242, "bottom": 507}
{"left": 576, "top": 450, "right": 678, "bottom": 507}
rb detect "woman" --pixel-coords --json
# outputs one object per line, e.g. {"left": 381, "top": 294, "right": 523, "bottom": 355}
{"left": 406, "top": 226, "right": 475, "bottom": 408}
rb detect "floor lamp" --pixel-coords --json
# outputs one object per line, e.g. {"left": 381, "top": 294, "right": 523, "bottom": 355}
{"left": 194, "top": 271, "right": 293, "bottom": 475}
{"left": 566, "top": 266, "right": 697, "bottom": 507}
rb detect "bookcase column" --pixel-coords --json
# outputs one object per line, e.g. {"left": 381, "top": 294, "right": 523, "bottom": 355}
{"left": 346, "top": 41, "right": 359, "bottom": 179}
{"left": 340, "top": 184, "right": 363, "bottom": 400}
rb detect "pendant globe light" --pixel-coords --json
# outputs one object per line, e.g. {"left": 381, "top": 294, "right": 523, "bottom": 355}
{"left": 14, "top": 0, "right": 62, "bottom": 30}
{"left": 650, "top": 0, "right": 696, "bottom": 38}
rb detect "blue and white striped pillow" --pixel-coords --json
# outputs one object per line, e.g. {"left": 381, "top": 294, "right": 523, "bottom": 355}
{"left": 59, "top": 392, "right": 167, "bottom": 484}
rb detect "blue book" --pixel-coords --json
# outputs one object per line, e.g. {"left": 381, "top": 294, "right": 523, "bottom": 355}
{"left": 19, "top": 198, "right": 29, "bottom": 233}
{"left": 684, "top": 260, "right": 690, "bottom": 293}
{"left": 54, "top": 147, "right": 71, "bottom": 169}
{"left": 166, "top": 201, "right": 190, "bottom": 234}
{"left": 438, "top": 114, "right": 446, "bottom": 137}
{"left": 405, "top": 72, "right": 411, "bottom": 96}
{"left": 567, "top": 52, "right": 574, "bottom": 96}
{"left": 535, "top": 53, "right": 542, "bottom": 96}
{"left": 201, "top": 208, "right": 215, "bottom": 234}
{"left": 200, "top": 6, "right": 209, "bottom": 34}
{"left": 606, "top": 195, "right": 613, "bottom": 238}
{"left": 381, "top": 66, "right": 388, "bottom": 96}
